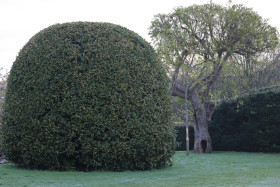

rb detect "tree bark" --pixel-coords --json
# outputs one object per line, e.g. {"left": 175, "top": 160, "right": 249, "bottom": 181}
{"left": 193, "top": 111, "right": 212, "bottom": 153}
{"left": 184, "top": 78, "right": 189, "bottom": 156}
{"left": 190, "top": 92, "right": 213, "bottom": 153}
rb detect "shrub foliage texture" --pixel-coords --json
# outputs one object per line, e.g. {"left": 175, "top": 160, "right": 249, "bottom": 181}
{"left": 2, "top": 22, "right": 175, "bottom": 171}
{"left": 210, "top": 86, "right": 280, "bottom": 152}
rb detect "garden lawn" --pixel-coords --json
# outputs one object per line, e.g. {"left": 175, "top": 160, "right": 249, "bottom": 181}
{"left": 0, "top": 151, "right": 280, "bottom": 187}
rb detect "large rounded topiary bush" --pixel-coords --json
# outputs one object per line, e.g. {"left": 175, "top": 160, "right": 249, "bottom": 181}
{"left": 2, "top": 22, "right": 175, "bottom": 171}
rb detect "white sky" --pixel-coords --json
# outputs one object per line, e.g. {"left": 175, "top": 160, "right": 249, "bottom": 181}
{"left": 1, "top": 0, "right": 280, "bottom": 74}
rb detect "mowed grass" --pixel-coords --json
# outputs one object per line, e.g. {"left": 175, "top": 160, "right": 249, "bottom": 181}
{"left": 0, "top": 151, "right": 280, "bottom": 187}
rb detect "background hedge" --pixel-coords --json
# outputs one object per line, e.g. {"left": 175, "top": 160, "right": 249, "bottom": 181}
{"left": 175, "top": 125, "right": 194, "bottom": 151}
{"left": 209, "top": 85, "right": 280, "bottom": 152}
{"left": 2, "top": 22, "right": 175, "bottom": 171}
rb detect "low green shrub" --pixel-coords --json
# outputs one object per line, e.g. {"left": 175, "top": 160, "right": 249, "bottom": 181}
{"left": 2, "top": 22, "right": 175, "bottom": 171}
{"left": 209, "top": 85, "right": 280, "bottom": 152}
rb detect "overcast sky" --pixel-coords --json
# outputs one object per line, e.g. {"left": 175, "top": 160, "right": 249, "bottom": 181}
{"left": 1, "top": 0, "right": 280, "bottom": 74}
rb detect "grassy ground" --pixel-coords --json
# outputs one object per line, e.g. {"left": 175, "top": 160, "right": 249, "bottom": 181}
{"left": 0, "top": 151, "right": 280, "bottom": 187}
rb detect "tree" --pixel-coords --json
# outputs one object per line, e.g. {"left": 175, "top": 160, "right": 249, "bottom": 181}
{"left": 211, "top": 46, "right": 280, "bottom": 100}
{"left": 149, "top": 2, "right": 279, "bottom": 153}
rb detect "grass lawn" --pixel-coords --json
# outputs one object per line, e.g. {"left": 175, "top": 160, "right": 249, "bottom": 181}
{"left": 0, "top": 151, "right": 280, "bottom": 187}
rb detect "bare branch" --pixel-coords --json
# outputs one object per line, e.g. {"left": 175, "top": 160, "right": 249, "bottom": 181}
{"left": 170, "top": 81, "right": 185, "bottom": 98}
{"left": 273, "top": 53, "right": 280, "bottom": 64}
{"left": 171, "top": 49, "right": 188, "bottom": 83}
{"left": 181, "top": 26, "right": 214, "bottom": 59}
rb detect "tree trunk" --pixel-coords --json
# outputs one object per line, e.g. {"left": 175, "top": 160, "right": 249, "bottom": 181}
{"left": 184, "top": 80, "right": 189, "bottom": 156}
{"left": 193, "top": 114, "right": 212, "bottom": 153}
{"left": 190, "top": 94, "right": 213, "bottom": 153}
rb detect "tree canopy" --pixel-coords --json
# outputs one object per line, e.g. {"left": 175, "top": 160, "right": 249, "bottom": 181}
{"left": 150, "top": 3, "right": 278, "bottom": 96}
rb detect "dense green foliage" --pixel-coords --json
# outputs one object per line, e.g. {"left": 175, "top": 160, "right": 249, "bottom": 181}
{"left": 2, "top": 22, "right": 175, "bottom": 171}
{"left": 175, "top": 125, "right": 194, "bottom": 151}
{"left": 210, "top": 85, "right": 280, "bottom": 152}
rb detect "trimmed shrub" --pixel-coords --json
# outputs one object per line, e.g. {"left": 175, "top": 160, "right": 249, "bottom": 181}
{"left": 175, "top": 125, "right": 194, "bottom": 151}
{"left": 2, "top": 22, "right": 175, "bottom": 171}
{"left": 209, "top": 85, "right": 280, "bottom": 152}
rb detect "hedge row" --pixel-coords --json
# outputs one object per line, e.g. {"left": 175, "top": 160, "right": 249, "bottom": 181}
{"left": 209, "top": 85, "right": 280, "bottom": 152}
{"left": 175, "top": 125, "right": 194, "bottom": 151}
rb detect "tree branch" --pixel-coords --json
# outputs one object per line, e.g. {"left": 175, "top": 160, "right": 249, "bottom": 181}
{"left": 170, "top": 49, "right": 189, "bottom": 99}
{"left": 170, "top": 81, "right": 185, "bottom": 98}
{"left": 181, "top": 26, "right": 214, "bottom": 59}
{"left": 203, "top": 53, "right": 231, "bottom": 97}
{"left": 273, "top": 53, "right": 280, "bottom": 64}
